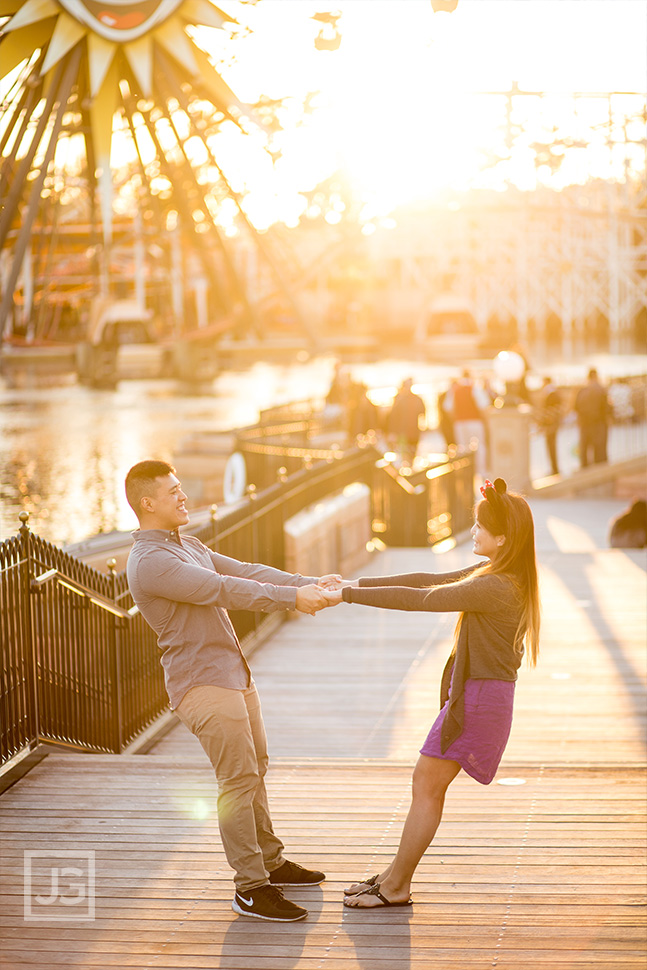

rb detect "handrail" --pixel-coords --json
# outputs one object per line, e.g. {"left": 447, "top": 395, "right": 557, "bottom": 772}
{"left": 237, "top": 420, "right": 313, "bottom": 439}
{"left": 32, "top": 567, "right": 139, "bottom": 619}
{"left": 377, "top": 460, "right": 426, "bottom": 495}
{"left": 236, "top": 440, "right": 345, "bottom": 460}
{"left": 425, "top": 455, "right": 473, "bottom": 479}
{"left": 258, "top": 399, "right": 321, "bottom": 424}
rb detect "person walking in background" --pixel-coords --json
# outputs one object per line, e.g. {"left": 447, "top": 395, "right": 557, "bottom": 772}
{"left": 508, "top": 343, "right": 532, "bottom": 403}
{"left": 443, "top": 369, "right": 488, "bottom": 472}
{"left": 320, "top": 478, "right": 540, "bottom": 910}
{"left": 387, "top": 378, "right": 426, "bottom": 463}
{"left": 125, "top": 459, "right": 336, "bottom": 923}
{"left": 325, "top": 360, "right": 348, "bottom": 409}
{"left": 575, "top": 368, "right": 609, "bottom": 467}
{"left": 436, "top": 388, "right": 456, "bottom": 450}
{"left": 348, "top": 382, "right": 379, "bottom": 439}
{"left": 537, "top": 376, "right": 562, "bottom": 476}
{"left": 324, "top": 360, "right": 351, "bottom": 431}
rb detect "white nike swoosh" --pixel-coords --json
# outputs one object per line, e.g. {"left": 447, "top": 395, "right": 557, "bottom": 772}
{"left": 238, "top": 894, "right": 253, "bottom": 905}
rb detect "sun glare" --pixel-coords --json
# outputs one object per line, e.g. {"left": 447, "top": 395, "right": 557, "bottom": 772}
{"left": 200, "top": 0, "right": 647, "bottom": 220}
{"left": 1, "top": 0, "right": 645, "bottom": 233}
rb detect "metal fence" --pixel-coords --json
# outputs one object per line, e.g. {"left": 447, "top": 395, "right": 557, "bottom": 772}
{"left": 0, "top": 514, "right": 165, "bottom": 765}
{"left": 235, "top": 402, "right": 345, "bottom": 492}
{"left": 0, "top": 446, "right": 474, "bottom": 768}
{"left": 371, "top": 453, "right": 475, "bottom": 546}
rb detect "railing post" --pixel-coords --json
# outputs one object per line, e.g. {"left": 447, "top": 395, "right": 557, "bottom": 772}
{"left": 246, "top": 485, "right": 258, "bottom": 563}
{"left": 107, "top": 558, "right": 124, "bottom": 753}
{"left": 244, "top": 485, "right": 261, "bottom": 637}
{"left": 275, "top": 467, "right": 289, "bottom": 572}
{"left": 210, "top": 504, "right": 218, "bottom": 551}
{"left": 18, "top": 512, "right": 39, "bottom": 748}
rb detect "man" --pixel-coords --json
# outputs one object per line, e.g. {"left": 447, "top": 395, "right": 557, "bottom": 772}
{"left": 442, "top": 369, "right": 488, "bottom": 473}
{"left": 387, "top": 378, "right": 426, "bottom": 462}
{"left": 575, "top": 368, "right": 609, "bottom": 467}
{"left": 125, "top": 459, "right": 333, "bottom": 922}
{"left": 537, "top": 376, "right": 562, "bottom": 476}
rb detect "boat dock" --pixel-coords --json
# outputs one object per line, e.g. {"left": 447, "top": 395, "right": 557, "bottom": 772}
{"left": 0, "top": 494, "right": 645, "bottom": 968}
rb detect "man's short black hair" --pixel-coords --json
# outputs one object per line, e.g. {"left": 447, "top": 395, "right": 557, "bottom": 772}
{"left": 125, "top": 460, "right": 176, "bottom": 515}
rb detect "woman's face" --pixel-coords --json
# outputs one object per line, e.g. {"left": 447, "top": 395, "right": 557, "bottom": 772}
{"left": 471, "top": 517, "right": 503, "bottom": 560}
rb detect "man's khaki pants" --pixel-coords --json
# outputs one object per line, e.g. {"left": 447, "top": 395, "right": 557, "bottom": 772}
{"left": 174, "top": 683, "right": 285, "bottom": 892}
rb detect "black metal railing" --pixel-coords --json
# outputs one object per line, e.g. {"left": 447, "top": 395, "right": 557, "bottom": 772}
{"left": 368, "top": 451, "right": 475, "bottom": 546}
{"left": 0, "top": 446, "right": 474, "bottom": 768}
{"left": 0, "top": 515, "right": 165, "bottom": 764}
{"left": 234, "top": 400, "right": 347, "bottom": 491}
{"left": 0, "top": 448, "right": 377, "bottom": 767}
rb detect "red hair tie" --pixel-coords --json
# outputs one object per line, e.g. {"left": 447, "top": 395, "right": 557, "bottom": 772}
{"left": 480, "top": 479, "right": 494, "bottom": 498}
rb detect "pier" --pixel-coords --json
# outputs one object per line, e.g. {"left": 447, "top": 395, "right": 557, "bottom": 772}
{"left": 0, "top": 494, "right": 645, "bottom": 968}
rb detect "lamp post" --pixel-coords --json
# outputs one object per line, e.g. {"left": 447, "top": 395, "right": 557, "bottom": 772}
{"left": 486, "top": 351, "right": 532, "bottom": 491}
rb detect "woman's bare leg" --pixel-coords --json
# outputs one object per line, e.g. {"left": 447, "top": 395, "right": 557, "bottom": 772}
{"left": 345, "top": 755, "right": 461, "bottom": 907}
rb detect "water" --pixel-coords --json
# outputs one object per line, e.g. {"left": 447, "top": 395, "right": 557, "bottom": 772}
{"left": 1, "top": 352, "right": 644, "bottom": 546}
{"left": 0, "top": 355, "right": 451, "bottom": 545}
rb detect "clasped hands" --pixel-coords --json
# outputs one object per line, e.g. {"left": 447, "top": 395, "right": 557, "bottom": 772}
{"left": 294, "top": 573, "right": 348, "bottom": 616}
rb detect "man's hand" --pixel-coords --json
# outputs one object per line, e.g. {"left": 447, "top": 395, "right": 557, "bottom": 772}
{"left": 318, "top": 573, "right": 343, "bottom": 589}
{"left": 295, "top": 584, "right": 328, "bottom": 615}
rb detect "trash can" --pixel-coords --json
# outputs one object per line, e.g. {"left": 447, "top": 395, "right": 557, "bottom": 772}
{"left": 485, "top": 403, "right": 532, "bottom": 492}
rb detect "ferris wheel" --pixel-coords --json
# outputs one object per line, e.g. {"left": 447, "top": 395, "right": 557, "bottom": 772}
{"left": 0, "top": 1, "right": 316, "bottom": 345}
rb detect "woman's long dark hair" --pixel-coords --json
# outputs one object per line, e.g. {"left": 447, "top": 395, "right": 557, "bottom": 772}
{"left": 454, "top": 481, "right": 540, "bottom": 665}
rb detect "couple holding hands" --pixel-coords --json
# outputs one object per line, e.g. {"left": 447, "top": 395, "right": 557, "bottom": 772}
{"left": 125, "top": 460, "right": 539, "bottom": 923}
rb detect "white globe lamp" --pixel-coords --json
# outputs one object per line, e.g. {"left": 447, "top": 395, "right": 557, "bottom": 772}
{"left": 493, "top": 351, "right": 526, "bottom": 405}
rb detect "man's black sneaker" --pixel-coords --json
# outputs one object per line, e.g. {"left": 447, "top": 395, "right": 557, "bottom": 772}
{"left": 232, "top": 885, "right": 307, "bottom": 922}
{"left": 269, "top": 860, "right": 326, "bottom": 886}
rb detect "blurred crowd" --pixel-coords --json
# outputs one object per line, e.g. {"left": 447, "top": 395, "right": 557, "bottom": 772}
{"left": 326, "top": 360, "right": 645, "bottom": 478}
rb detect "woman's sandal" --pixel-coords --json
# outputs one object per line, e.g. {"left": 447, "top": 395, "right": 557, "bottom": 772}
{"left": 343, "top": 883, "right": 413, "bottom": 908}
{"left": 343, "top": 873, "right": 379, "bottom": 896}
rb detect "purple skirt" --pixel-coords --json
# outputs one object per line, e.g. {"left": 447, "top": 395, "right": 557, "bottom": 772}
{"left": 420, "top": 678, "right": 515, "bottom": 785}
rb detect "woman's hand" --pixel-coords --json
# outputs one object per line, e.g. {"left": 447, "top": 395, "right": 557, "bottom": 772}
{"left": 318, "top": 573, "right": 343, "bottom": 589}
{"left": 321, "top": 588, "right": 343, "bottom": 607}
{"left": 318, "top": 575, "right": 359, "bottom": 590}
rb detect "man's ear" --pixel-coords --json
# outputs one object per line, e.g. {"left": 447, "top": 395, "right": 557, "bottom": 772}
{"left": 141, "top": 494, "right": 156, "bottom": 514}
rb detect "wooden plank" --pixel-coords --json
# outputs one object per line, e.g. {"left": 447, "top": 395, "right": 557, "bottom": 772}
{"left": 0, "top": 528, "right": 645, "bottom": 969}
{"left": 0, "top": 950, "right": 644, "bottom": 969}
{"left": 1, "top": 763, "right": 645, "bottom": 968}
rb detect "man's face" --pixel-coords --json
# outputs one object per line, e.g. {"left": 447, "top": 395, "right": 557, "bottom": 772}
{"left": 144, "top": 474, "right": 190, "bottom": 531}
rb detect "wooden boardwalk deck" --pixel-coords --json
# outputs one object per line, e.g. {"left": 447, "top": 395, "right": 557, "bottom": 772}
{"left": 1, "top": 497, "right": 645, "bottom": 969}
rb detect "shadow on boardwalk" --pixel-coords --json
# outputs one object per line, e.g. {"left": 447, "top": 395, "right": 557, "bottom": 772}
{"left": 0, "top": 497, "right": 645, "bottom": 969}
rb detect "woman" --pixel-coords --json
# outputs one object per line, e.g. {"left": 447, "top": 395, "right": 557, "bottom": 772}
{"left": 322, "top": 478, "right": 540, "bottom": 909}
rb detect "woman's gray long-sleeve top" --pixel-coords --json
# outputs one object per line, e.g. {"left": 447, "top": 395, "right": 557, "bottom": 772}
{"left": 342, "top": 566, "right": 523, "bottom": 751}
